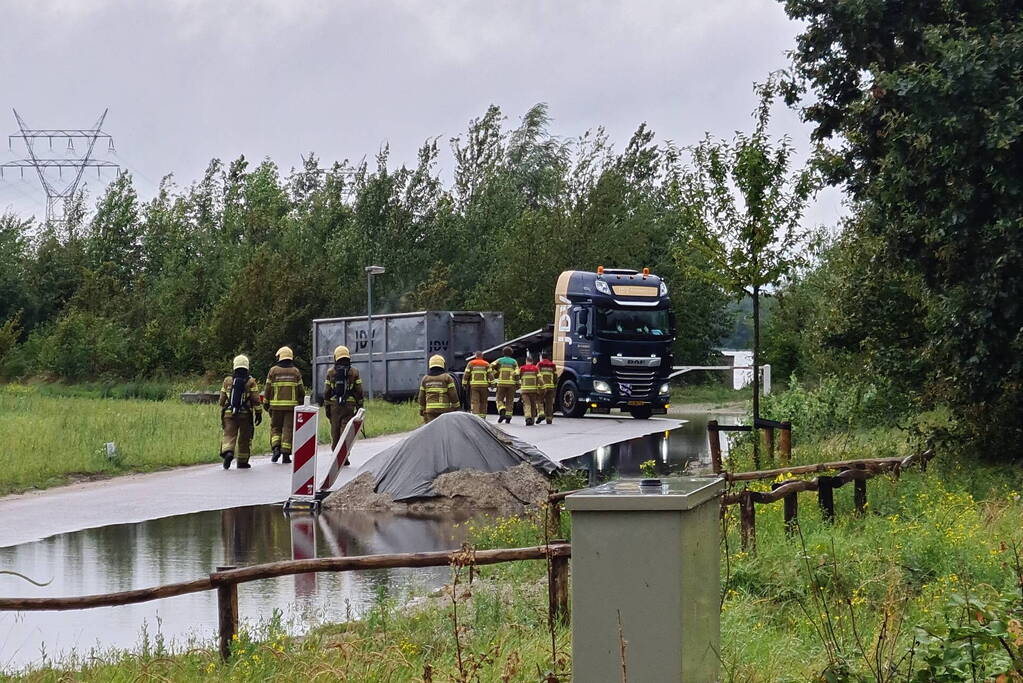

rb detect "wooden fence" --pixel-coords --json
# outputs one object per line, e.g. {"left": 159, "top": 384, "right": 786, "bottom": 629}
{"left": 707, "top": 418, "right": 792, "bottom": 472}
{"left": 721, "top": 450, "right": 935, "bottom": 550}
{"left": 0, "top": 543, "right": 571, "bottom": 662}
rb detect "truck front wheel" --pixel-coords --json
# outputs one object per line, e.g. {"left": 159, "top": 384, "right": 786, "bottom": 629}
{"left": 628, "top": 406, "right": 653, "bottom": 420}
{"left": 558, "top": 380, "right": 588, "bottom": 418}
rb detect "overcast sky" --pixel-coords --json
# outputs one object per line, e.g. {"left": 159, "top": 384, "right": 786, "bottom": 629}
{"left": 0, "top": 0, "right": 845, "bottom": 227}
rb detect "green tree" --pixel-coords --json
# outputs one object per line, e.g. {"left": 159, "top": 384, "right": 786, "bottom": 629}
{"left": 782, "top": 0, "right": 1023, "bottom": 449}
{"left": 676, "top": 82, "right": 817, "bottom": 466}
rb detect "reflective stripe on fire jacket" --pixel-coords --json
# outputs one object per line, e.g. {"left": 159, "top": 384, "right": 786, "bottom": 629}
{"left": 518, "top": 364, "right": 539, "bottom": 393}
{"left": 491, "top": 357, "right": 518, "bottom": 386}
{"left": 537, "top": 361, "right": 557, "bottom": 390}
{"left": 463, "top": 359, "right": 493, "bottom": 387}
{"left": 418, "top": 373, "right": 459, "bottom": 411}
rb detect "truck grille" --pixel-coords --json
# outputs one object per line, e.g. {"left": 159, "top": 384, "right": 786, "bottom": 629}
{"left": 613, "top": 368, "right": 657, "bottom": 398}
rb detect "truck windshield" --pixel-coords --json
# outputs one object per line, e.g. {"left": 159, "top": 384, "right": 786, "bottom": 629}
{"left": 595, "top": 307, "right": 670, "bottom": 338}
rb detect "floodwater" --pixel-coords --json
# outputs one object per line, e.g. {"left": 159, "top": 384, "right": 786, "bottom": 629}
{"left": 562, "top": 409, "right": 744, "bottom": 484}
{"left": 0, "top": 506, "right": 479, "bottom": 672}
{"left": 0, "top": 407, "right": 742, "bottom": 673}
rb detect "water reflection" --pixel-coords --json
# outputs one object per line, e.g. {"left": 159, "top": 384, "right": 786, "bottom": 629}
{"left": 563, "top": 410, "right": 743, "bottom": 484}
{"left": 0, "top": 506, "right": 480, "bottom": 672}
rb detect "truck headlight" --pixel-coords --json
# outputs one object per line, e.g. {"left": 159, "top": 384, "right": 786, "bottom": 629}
{"left": 659, "top": 281, "right": 668, "bottom": 297}
{"left": 593, "top": 380, "right": 612, "bottom": 394}
{"left": 595, "top": 279, "right": 611, "bottom": 295}
{"left": 659, "top": 383, "right": 670, "bottom": 395}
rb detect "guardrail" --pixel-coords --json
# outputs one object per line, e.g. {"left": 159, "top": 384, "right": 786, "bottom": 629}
{"left": 0, "top": 543, "right": 572, "bottom": 662}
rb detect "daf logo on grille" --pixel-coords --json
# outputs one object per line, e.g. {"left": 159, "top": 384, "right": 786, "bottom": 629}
{"left": 626, "top": 359, "right": 644, "bottom": 365}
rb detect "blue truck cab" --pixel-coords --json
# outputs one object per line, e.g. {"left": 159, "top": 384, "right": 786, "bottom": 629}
{"left": 552, "top": 268, "right": 675, "bottom": 419}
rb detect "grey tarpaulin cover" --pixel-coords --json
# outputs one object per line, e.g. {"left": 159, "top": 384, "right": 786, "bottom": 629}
{"left": 360, "top": 412, "right": 563, "bottom": 501}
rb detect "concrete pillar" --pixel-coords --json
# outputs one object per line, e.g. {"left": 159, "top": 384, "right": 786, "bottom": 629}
{"left": 566, "top": 477, "right": 726, "bottom": 682}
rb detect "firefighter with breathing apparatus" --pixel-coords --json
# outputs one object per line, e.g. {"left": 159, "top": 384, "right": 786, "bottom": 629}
{"left": 219, "top": 354, "right": 262, "bottom": 469}
{"left": 324, "top": 345, "right": 364, "bottom": 451}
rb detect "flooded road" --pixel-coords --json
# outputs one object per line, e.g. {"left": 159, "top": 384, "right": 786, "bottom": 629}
{"left": 0, "top": 506, "right": 479, "bottom": 672}
{"left": 0, "top": 408, "right": 740, "bottom": 672}
{"left": 563, "top": 409, "right": 743, "bottom": 484}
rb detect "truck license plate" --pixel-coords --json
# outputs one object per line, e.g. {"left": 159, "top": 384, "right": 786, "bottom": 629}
{"left": 627, "top": 401, "right": 645, "bottom": 406}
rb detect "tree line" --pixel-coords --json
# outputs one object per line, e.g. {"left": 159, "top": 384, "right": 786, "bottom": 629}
{"left": 0, "top": 104, "right": 732, "bottom": 383}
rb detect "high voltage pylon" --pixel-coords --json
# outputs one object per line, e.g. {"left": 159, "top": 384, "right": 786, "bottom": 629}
{"left": 1, "top": 109, "right": 119, "bottom": 229}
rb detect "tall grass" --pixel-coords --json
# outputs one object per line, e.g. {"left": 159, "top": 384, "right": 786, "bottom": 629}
{"left": 0, "top": 386, "right": 421, "bottom": 495}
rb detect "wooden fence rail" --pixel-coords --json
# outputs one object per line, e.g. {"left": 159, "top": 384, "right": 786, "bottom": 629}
{"left": 722, "top": 450, "right": 934, "bottom": 550}
{"left": 0, "top": 543, "right": 572, "bottom": 662}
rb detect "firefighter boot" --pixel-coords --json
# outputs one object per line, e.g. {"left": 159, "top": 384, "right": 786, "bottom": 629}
{"left": 222, "top": 450, "right": 234, "bottom": 470}
{"left": 282, "top": 453, "right": 292, "bottom": 464}
{"left": 237, "top": 461, "right": 251, "bottom": 469}
{"left": 525, "top": 417, "right": 534, "bottom": 426}
{"left": 271, "top": 446, "right": 281, "bottom": 463}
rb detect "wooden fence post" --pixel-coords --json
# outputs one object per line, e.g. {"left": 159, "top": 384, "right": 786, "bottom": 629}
{"left": 762, "top": 427, "right": 775, "bottom": 466}
{"left": 739, "top": 490, "right": 756, "bottom": 552}
{"left": 779, "top": 422, "right": 792, "bottom": 465}
{"left": 216, "top": 566, "right": 238, "bottom": 662}
{"left": 854, "top": 478, "right": 867, "bottom": 516}
{"left": 548, "top": 541, "right": 569, "bottom": 625}
{"left": 817, "top": 477, "right": 836, "bottom": 523}
{"left": 772, "top": 482, "right": 798, "bottom": 536}
{"left": 546, "top": 499, "right": 562, "bottom": 540}
{"left": 708, "top": 420, "right": 722, "bottom": 474}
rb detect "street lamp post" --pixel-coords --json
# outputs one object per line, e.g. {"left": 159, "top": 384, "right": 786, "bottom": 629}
{"left": 364, "top": 265, "right": 386, "bottom": 400}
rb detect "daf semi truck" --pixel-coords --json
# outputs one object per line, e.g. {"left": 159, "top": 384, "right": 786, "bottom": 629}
{"left": 481, "top": 267, "right": 676, "bottom": 419}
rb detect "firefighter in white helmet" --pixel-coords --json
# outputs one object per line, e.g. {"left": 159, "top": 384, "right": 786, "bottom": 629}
{"left": 417, "top": 355, "right": 459, "bottom": 423}
{"left": 218, "top": 354, "right": 262, "bottom": 469}
{"left": 323, "top": 345, "right": 364, "bottom": 451}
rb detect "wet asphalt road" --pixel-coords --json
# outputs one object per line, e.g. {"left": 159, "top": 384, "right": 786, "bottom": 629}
{"left": 0, "top": 414, "right": 679, "bottom": 548}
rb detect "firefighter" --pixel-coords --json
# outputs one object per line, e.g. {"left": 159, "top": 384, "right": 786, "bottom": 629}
{"left": 324, "top": 345, "right": 363, "bottom": 451}
{"left": 462, "top": 350, "right": 493, "bottom": 418}
{"left": 219, "top": 354, "right": 262, "bottom": 469}
{"left": 418, "top": 354, "right": 459, "bottom": 423}
{"left": 537, "top": 350, "right": 557, "bottom": 425}
{"left": 262, "top": 345, "right": 305, "bottom": 464}
{"left": 490, "top": 346, "right": 519, "bottom": 424}
{"left": 517, "top": 356, "right": 541, "bottom": 426}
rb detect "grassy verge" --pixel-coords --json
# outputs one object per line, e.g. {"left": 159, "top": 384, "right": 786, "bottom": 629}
{"left": 0, "top": 384, "right": 420, "bottom": 496}
{"left": 670, "top": 380, "right": 749, "bottom": 407}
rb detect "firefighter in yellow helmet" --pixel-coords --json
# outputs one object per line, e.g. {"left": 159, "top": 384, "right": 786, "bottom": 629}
{"left": 462, "top": 350, "right": 493, "bottom": 418}
{"left": 324, "top": 345, "right": 363, "bottom": 451}
{"left": 219, "top": 354, "right": 262, "bottom": 469}
{"left": 262, "top": 345, "right": 305, "bottom": 464}
{"left": 418, "top": 354, "right": 459, "bottom": 423}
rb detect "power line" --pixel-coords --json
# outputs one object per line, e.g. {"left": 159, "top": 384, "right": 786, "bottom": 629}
{"left": 1, "top": 109, "right": 119, "bottom": 229}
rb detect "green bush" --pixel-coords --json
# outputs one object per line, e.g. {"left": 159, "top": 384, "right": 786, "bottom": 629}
{"left": 760, "top": 374, "right": 911, "bottom": 436}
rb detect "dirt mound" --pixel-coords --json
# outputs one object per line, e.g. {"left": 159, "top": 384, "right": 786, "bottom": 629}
{"left": 324, "top": 463, "right": 551, "bottom": 512}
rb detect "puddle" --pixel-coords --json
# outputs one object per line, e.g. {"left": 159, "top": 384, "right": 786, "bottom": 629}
{"left": 563, "top": 410, "right": 743, "bottom": 484}
{"left": 0, "top": 505, "right": 480, "bottom": 672}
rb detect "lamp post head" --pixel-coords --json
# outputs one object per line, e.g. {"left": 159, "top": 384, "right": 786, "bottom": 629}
{"left": 365, "top": 265, "right": 385, "bottom": 276}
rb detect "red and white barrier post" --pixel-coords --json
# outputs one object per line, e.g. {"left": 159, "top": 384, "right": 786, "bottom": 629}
{"left": 317, "top": 407, "right": 365, "bottom": 498}
{"left": 286, "top": 401, "right": 319, "bottom": 510}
